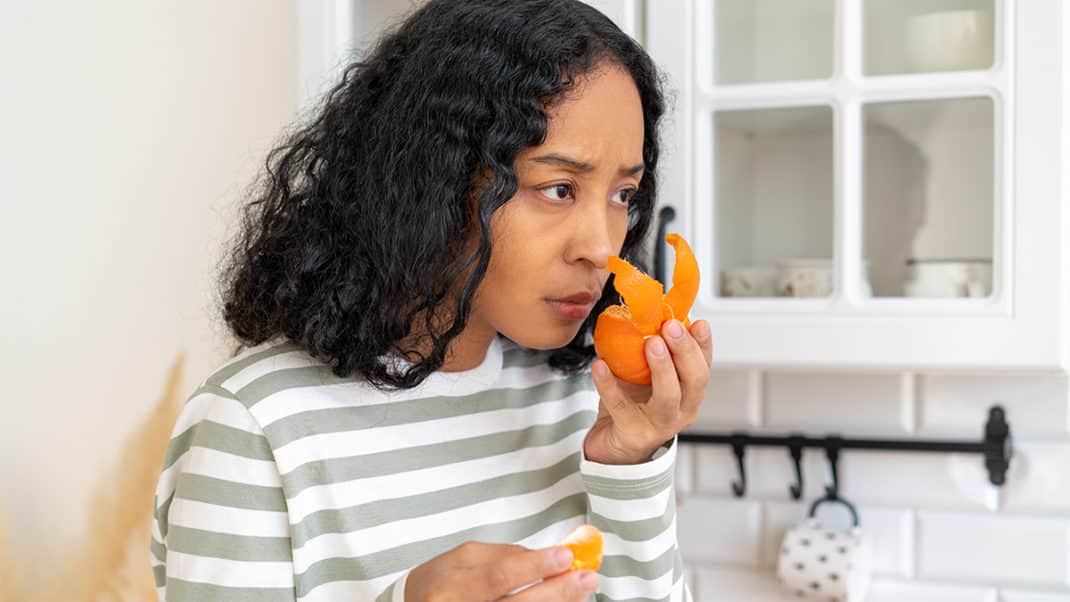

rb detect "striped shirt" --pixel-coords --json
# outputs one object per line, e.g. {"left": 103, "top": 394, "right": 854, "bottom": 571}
{"left": 151, "top": 335, "right": 691, "bottom": 601}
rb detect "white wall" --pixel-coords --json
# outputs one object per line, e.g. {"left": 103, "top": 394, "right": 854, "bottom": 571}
{"left": 0, "top": 0, "right": 297, "bottom": 584}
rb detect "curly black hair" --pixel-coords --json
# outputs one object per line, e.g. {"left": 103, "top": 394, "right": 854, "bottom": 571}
{"left": 219, "top": 0, "right": 667, "bottom": 390}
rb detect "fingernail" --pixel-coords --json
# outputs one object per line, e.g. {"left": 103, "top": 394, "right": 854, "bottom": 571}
{"left": 578, "top": 570, "right": 599, "bottom": 591}
{"left": 554, "top": 547, "right": 574, "bottom": 570}
{"left": 693, "top": 321, "right": 710, "bottom": 342}
{"left": 648, "top": 337, "right": 667, "bottom": 357}
{"left": 666, "top": 320, "right": 684, "bottom": 339}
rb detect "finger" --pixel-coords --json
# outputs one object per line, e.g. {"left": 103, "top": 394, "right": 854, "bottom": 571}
{"left": 450, "top": 541, "right": 528, "bottom": 568}
{"left": 465, "top": 545, "right": 575, "bottom": 599}
{"left": 690, "top": 319, "right": 713, "bottom": 367}
{"left": 662, "top": 319, "right": 710, "bottom": 414}
{"left": 504, "top": 569, "right": 600, "bottom": 601}
{"left": 591, "top": 359, "right": 646, "bottom": 431}
{"left": 645, "top": 334, "right": 682, "bottom": 424}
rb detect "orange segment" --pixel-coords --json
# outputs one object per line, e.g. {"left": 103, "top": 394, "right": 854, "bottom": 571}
{"left": 559, "top": 524, "right": 604, "bottom": 572}
{"left": 593, "top": 233, "right": 701, "bottom": 386}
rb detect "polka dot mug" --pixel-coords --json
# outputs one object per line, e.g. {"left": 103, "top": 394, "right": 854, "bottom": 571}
{"left": 775, "top": 497, "right": 874, "bottom": 602}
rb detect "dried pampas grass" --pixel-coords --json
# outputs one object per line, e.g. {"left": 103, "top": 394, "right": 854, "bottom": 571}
{"left": 40, "top": 355, "right": 186, "bottom": 602}
{"left": 0, "top": 513, "right": 23, "bottom": 602}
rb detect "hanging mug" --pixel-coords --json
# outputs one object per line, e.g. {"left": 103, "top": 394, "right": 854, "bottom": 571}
{"left": 776, "top": 497, "right": 874, "bottom": 602}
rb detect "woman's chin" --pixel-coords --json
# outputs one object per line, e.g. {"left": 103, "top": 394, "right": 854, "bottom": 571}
{"left": 503, "top": 322, "right": 583, "bottom": 350}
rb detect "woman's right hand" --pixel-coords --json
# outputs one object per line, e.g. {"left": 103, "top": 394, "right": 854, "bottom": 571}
{"left": 404, "top": 541, "right": 600, "bottom": 601}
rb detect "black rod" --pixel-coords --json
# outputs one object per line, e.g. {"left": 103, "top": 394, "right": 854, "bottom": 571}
{"left": 678, "top": 405, "right": 1012, "bottom": 489}
{"left": 677, "top": 433, "right": 991, "bottom": 454}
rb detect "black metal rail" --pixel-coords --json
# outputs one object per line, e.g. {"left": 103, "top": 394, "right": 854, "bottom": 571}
{"left": 678, "top": 405, "right": 1012, "bottom": 498}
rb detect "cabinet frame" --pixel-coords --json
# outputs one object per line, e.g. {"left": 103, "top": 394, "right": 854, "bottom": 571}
{"left": 645, "top": 0, "right": 1068, "bottom": 370}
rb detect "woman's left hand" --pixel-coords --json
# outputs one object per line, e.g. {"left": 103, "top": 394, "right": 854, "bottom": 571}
{"left": 585, "top": 319, "right": 713, "bottom": 465}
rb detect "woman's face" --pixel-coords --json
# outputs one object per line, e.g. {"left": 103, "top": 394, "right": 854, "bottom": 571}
{"left": 470, "top": 63, "right": 646, "bottom": 352}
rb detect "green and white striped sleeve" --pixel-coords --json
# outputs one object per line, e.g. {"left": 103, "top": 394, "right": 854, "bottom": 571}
{"left": 580, "top": 436, "right": 692, "bottom": 602}
{"left": 150, "top": 384, "right": 297, "bottom": 602}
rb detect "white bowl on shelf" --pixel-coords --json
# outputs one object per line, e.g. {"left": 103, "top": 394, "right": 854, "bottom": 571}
{"left": 720, "top": 266, "right": 778, "bottom": 298}
{"left": 774, "top": 258, "right": 874, "bottom": 298}
{"left": 903, "top": 258, "right": 992, "bottom": 298}
{"left": 776, "top": 258, "right": 833, "bottom": 298}
{"left": 904, "top": 9, "right": 994, "bottom": 73}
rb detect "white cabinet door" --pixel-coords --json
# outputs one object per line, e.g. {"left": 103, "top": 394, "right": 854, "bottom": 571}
{"left": 645, "top": 0, "right": 1069, "bottom": 371}
{"left": 297, "top": 0, "right": 357, "bottom": 113}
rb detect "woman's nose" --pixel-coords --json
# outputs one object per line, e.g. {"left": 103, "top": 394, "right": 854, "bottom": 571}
{"left": 566, "top": 198, "right": 615, "bottom": 269}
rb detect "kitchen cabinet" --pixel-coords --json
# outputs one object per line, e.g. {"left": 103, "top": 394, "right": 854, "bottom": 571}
{"left": 645, "top": 0, "right": 1070, "bottom": 370}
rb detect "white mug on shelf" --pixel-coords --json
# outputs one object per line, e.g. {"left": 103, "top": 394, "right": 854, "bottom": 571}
{"left": 903, "top": 258, "right": 992, "bottom": 298}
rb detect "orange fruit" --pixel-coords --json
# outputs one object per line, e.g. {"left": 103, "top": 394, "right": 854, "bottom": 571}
{"left": 593, "top": 233, "right": 699, "bottom": 385}
{"left": 559, "top": 524, "right": 604, "bottom": 571}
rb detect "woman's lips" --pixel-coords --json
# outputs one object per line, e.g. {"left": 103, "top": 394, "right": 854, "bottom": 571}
{"left": 547, "top": 299, "right": 596, "bottom": 320}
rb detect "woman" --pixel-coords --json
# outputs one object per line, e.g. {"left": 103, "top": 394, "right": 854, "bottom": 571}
{"left": 151, "top": 0, "right": 710, "bottom": 600}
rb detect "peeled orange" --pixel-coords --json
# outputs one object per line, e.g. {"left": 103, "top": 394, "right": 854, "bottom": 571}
{"left": 593, "top": 233, "right": 699, "bottom": 385}
{"left": 559, "top": 524, "right": 604, "bottom": 571}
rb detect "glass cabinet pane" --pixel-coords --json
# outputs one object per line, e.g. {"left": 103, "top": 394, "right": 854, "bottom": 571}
{"left": 715, "top": 106, "right": 835, "bottom": 298}
{"left": 862, "top": 97, "right": 994, "bottom": 298}
{"left": 865, "top": 0, "right": 996, "bottom": 76}
{"left": 715, "top": 0, "right": 835, "bottom": 85}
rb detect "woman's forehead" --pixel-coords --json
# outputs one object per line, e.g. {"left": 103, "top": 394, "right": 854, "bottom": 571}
{"left": 528, "top": 66, "right": 645, "bottom": 169}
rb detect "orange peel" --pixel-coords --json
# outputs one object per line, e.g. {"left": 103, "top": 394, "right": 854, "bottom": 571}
{"left": 593, "top": 233, "right": 699, "bottom": 385}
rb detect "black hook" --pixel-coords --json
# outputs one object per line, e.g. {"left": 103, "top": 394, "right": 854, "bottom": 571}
{"left": 729, "top": 433, "right": 748, "bottom": 497}
{"left": 808, "top": 495, "right": 861, "bottom": 527}
{"left": 823, "top": 436, "right": 843, "bottom": 500}
{"left": 806, "top": 436, "right": 860, "bottom": 526}
{"left": 787, "top": 434, "right": 805, "bottom": 500}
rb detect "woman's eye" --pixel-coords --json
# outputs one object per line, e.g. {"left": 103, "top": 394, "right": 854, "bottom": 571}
{"left": 540, "top": 183, "right": 574, "bottom": 202}
{"left": 614, "top": 188, "right": 637, "bottom": 206}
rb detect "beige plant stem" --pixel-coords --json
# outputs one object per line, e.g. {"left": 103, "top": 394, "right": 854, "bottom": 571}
{"left": 41, "top": 354, "right": 186, "bottom": 602}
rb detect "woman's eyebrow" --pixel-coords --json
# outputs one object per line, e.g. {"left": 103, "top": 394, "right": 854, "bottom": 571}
{"left": 529, "top": 153, "right": 645, "bottom": 176}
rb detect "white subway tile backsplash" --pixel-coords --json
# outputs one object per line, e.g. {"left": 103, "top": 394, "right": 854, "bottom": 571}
{"left": 692, "top": 566, "right": 802, "bottom": 602}
{"left": 679, "top": 367, "right": 1070, "bottom": 600}
{"left": 694, "top": 368, "right": 760, "bottom": 429}
{"left": 999, "top": 590, "right": 1070, "bottom": 602}
{"left": 683, "top": 563, "right": 698, "bottom": 601}
{"left": 866, "top": 579, "right": 998, "bottom": 602}
{"left": 763, "top": 371, "right": 911, "bottom": 435}
{"left": 917, "top": 512, "right": 1070, "bottom": 586}
{"left": 918, "top": 374, "right": 1069, "bottom": 438}
{"left": 676, "top": 496, "right": 762, "bottom": 567}
{"left": 744, "top": 446, "right": 829, "bottom": 501}
{"left": 1002, "top": 443, "right": 1070, "bottom": 514}
{"left": 759, "top": 501, "right": 914, "bottom": 578}
{"left": 692, "top": 445, "right": 747, "bottom": 497}
{"left": 839, "top": 451, "right": 998, "bottom": 511}
{"left": 676, "top": 443, "right": 695, "bottom": 496}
